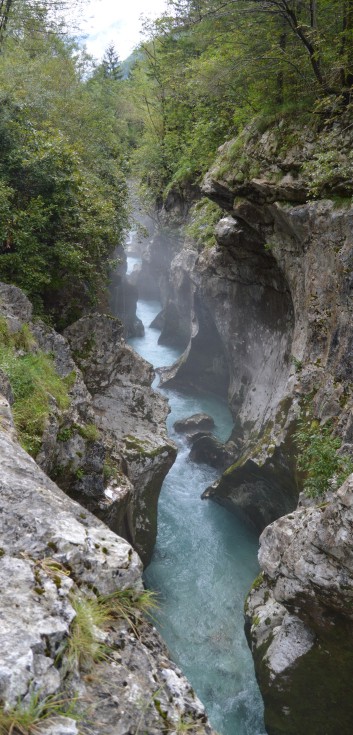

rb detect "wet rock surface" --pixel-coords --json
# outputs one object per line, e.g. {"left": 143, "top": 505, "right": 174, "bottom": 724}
{"left": 189, "top": 433, "right": 232, "bottom": 470}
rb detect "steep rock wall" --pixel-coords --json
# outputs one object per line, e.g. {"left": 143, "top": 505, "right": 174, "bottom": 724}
{"left": 245, "top": 477, "right": 353, "bottom": 735}
{"left": 158, "top": 120, "right": 353, "bottom": 531}
{"left": 0, "top": 401, "right": 215, "bottom": 735}
{"left": 0, "top": 283, "right": 176, "bottom": 566}
{"left": 149, "top": 118, "right": 353, "bottom": 732}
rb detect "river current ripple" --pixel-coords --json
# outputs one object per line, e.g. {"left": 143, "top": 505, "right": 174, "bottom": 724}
{"left": 127, "top": 275, "right": 265, "bottom": 735}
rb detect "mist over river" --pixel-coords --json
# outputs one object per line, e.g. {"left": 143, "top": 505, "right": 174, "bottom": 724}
{"left": 128, "top": 263, "right": 265, "bottom": 735}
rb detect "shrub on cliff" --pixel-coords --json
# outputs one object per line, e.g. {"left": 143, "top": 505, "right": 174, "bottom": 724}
{"left": 128, "top": 0, "right": 353, "bottom": 204}
{"left": 295, "top": 416, "right": 353, "bottom": 497}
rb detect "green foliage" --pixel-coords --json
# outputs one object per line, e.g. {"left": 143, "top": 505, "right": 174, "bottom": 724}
{"left": 101, "top": 43, "right": 123, "bottom": 80}
{"left": 0, "top": 691, "right": 79, "bottom": 735}
{"left": 0, "top": 6, "right": 129, "bottom": 328}
{"left": 291, "top": 355, "right": 303, "bottom": 373}
{"left": 0, "top": 324, "right": 71, "bottom": 455}
{"left": 184, "top": 198, "right": 223, "bottom": 250}
{"left": 57, "top": 422, "right": 100, "bottom": 444}
{"left": 57, "top": 426, "right": 74, "bottom": 443}
{"left": 77, "top": 423, "right": 100, "bottom": 443}
{"left": 303, "top": 124, "right": 353, "bottom": 197}
{"left": 127, "top": 0, "right": 353, "bottom": 205}
{"left": 295, "top": 411, "right": 353, "bottom": 497}
{"left": 103, "top": 461, "right": 118, "bottom": 483}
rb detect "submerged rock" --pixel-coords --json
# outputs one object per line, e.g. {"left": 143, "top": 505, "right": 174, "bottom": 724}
{"left": 189, "top": 433, "right": 232, "bottom": 470}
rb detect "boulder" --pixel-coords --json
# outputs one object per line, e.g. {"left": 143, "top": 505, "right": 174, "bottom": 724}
{"left": 173, "top": 413, "right": 215, "bottom": 433}
{"left": 65, "top": 314, "right": 177, "bottom": 565}
{"left": 189, "top": 433, "right": 232, "bottom": 470}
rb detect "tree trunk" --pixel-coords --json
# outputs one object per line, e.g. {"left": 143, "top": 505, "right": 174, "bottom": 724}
{"left": 0, "top": 0, "right": 13, "bottom": 44}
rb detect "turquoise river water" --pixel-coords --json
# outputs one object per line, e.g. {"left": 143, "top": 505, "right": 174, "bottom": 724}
{"left": 128, "top": 276, "right": 265, "bottom": 735}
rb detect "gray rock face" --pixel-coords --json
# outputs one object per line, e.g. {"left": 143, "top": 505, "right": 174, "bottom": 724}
{"left": 189, "top": 433, "right": 232, "bottom": 470}
{"left": 0, "top": 284, "right": 176, "bottom": 566}
{"left": 173, "top": 413, "right": 215, "bottom": 433}
{"left": 158, "top": 208, "right": 296, "bottom": 528}
{"left": 156, "top": 121, "right": 353, "bottom": 536}
{"left": 0, "top": 403, "right": 215, "bottom": 735}
{"left": 64, "top": 314, "right": 177, "bottom": 565}
{"left": 109, "top": 244, "right": 144, "bottom": 338}
{"left": 246, "top": 476, "right": 353, "bottom": 734}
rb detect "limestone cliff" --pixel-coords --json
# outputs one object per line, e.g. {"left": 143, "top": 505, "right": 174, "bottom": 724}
{"left": 0, "top": 283, "right": 176, "bottom": 565}
{"left": 245, "top": 478, "right": 353, "bottom": 735}
{"left": 141, "top": 115, "right": 353, "bottom": 733}
{"left": 0, "top": 396, "right": 215, "bottom": 735}
{"left": 157, "top": 117, "right": 353, "bottom": 530}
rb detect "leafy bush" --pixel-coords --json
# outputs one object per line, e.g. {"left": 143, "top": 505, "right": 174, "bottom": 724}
{"left": 295, "top": 415, "right": 353, "bottom": 497}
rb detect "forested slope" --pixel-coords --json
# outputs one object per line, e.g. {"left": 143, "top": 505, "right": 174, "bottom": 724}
{"left": 0, "top": 0, "right": 131, "bottom": 327}
{"left": 128, "top": 0, "right": 353, "bottom": 207}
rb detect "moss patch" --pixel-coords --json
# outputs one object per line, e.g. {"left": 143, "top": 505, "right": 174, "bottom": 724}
{"left": 184, "top": 197, "right": 223, "bottom": 250}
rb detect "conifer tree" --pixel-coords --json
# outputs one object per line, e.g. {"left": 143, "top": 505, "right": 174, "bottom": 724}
{"left": 102, "top": 43, "right": 123, "bottom": 80}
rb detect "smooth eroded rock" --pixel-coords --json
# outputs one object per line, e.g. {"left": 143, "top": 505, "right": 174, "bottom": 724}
{"left": 173, "top": 413, "right": 215, "bottom": 433}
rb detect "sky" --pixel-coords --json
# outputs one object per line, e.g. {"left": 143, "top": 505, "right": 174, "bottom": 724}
{"left": 81, "top": 0, "right": 170, "bottom": 62}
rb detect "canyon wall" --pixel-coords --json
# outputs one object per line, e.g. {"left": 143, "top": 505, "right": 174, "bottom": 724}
{"left": 0, "top": 395, "right": 215, "bottom": 735}
{"left": 0, "top": 283, "right": 176, "bottom": 566}
{"left": 138, "top": 116, "right": 353, "bottom": 734}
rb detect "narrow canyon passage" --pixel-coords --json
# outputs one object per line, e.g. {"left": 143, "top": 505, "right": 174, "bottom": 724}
{"left": 128, "top": 274, "right": 266, "bottom": 735}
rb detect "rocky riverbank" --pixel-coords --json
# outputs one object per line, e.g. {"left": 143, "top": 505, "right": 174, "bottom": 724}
{"left": 0, "top": 281, "right": 218, "bottom": 734}
{"left": 0, "top": 400, "right": 215, "bottom": 735}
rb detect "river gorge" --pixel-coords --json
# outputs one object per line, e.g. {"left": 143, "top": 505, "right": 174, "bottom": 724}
{"left": 127, "top": 284, "right": 265, "bottom": 735}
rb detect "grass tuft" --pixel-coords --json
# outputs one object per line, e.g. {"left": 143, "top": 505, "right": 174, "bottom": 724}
{"left": 77, "top": 423, "right": 100, "bottom": 443}
{"left": 0, "top": 691, "right": 79, "bottom": 735}
{"left": 0, "top": 346, "right": 70, "bottom": 456}
{"left": 67, "top": 588, "right": 158, "bottom": 671}
{"left": 67, "top": 595, "right": 110, "bottom": 670}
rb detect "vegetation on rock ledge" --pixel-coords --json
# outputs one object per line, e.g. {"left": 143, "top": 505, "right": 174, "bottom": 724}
{"left": 0, "top": 318, "right": 72, "bottom": 456}
{"left": 295, "top": 409, "right": 353, "bottom": 497}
